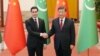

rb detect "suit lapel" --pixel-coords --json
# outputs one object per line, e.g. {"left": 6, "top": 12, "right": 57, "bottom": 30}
{"left": 38, "top": 18, "right": 41, "bottom": 30}
{"left": 56, "top": 18, "right": 61, "bottom": 30}
{"left": 29, "top": 18, "right": 35, "bottom": 26}
{"left": 29, "top": 18, "right": 38, "bottom": 30}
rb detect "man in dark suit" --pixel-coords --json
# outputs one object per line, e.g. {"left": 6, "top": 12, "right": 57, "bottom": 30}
{"left": 25, "top": 6, "right": 47, "bottom": 56}
{"left": 47, "top": 6, "right": 75, "bottom": 56}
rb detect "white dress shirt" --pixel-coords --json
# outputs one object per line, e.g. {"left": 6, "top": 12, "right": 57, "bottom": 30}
{"left": 59, "top": 17, "right": 65, "bottom": 27}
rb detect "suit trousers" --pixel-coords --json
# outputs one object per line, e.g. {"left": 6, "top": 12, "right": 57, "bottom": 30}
{"left": 27, "top": 44, "right": 43, "bottom": 56}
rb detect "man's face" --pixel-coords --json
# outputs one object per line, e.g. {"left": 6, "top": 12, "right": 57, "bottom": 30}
{"left": 58, "top": 9, "right": 66, "bottom": 19}
{"left": 31, "top": 9, "right": 38, "bottom": 18}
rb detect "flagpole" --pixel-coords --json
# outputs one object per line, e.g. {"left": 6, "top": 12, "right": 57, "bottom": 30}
{"left": 77, "top": 0, "right": 79, "bottom": 22}
{"left": 87, "top": 49, "right": 89, "bottom": 56}
{"left": 1, "top": 0, "right": 4, "bottom": 27}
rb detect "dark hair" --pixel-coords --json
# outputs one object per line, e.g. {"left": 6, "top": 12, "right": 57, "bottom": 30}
{"left": 30, "top": 6, "right": 38, "bottom": 12}
{"left": 58, "top": 6, "right": 67, "bottom": 11}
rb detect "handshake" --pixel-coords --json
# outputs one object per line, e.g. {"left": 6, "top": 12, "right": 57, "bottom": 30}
{"left": 40, "top": 33, "right": 48, "bottom": 38}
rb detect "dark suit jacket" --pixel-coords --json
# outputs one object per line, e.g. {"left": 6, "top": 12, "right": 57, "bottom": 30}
{"left": 25, "top": 17, "right": 47, "bottom": 48}
{"left": 48, "top": 18, "right": 75, "bottom": 50}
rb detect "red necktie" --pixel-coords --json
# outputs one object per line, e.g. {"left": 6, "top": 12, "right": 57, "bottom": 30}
{"left": 60, "top": 19, "right": 63, "bottom": 29}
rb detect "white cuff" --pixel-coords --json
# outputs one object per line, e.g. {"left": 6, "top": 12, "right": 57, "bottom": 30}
{"left": 40, "top": 33, "right": 43, "bottom": 36}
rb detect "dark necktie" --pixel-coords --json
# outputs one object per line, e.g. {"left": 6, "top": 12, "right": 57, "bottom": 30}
{"left": 34, "top": 19, "right": 38, "bottom": 29}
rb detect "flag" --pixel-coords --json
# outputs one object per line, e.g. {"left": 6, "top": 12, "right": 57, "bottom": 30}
{"left": 4, "top": 0, "right": 26, "bottom": 55}
{"left": 46, "top": 0, "right": 56, "bottom": 18}
{"left": 0, "top": 32, "right": 2, "bottom": 43}
{"left": 55, "top": 0, "right": 69, "bottom": 18}
{"left": 76, "top": 0, "right": 98, "bottom": 53}
{"left": 67, "top": 0, "right": 78, "bottom": 19}
{"left": 36, "top": 0, "right": 50, "bottom": 44}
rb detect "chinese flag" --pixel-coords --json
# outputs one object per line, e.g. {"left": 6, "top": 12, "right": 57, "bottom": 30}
{"left": 4, "top": 0, "right": 26, "bottom": 55}
{"left": 55, "top": 0, "right": 69, "bottom": 18}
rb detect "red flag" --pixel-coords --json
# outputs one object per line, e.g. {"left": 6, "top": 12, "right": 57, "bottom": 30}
{"left": 55, "top": 0, "right": 69, "bottom": 18}
{"left": 4, "top": 0, "right": 26, "bottom": 55}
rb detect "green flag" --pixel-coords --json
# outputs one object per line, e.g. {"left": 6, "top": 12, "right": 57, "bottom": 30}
{"left": 0, "top": 32, "right": 2, "bottom": 43}
{"left": 76, "top": 0, "right": 98, "bottom": 53}
{"left": 36, "top": 0, "right": 50, "bottom": 44}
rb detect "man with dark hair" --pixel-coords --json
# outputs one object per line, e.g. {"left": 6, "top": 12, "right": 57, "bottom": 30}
{"left": 58, "top": 6, "right": 67, "bottom": 12}
{"left": 49, "top": 6, "right": 75, "bottom": 56}
{"left": 43, "top": 6, "right": 75, "bottom": 56}
{"left": 30, "top": 6, "right": 38, "bottom": 12}
{"left": 25, "top": 6, "right": 47, "bottom": 56}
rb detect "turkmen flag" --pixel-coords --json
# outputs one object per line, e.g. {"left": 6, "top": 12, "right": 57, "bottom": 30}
{"left": 36, "top": 0, "right": 50, "bottom": 44}
{"left": 76, "top": 0, "right": 98, "bottom": 53}
{"left": 0, "top": 32, "right": 2, "bottom": 43}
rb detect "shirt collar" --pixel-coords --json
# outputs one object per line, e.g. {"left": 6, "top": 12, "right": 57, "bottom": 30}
{"left": 32, "top": 17, "right": 38, "bottom": 20}
{"left": 59, "top": 17, "right": 65, "bottom": 21}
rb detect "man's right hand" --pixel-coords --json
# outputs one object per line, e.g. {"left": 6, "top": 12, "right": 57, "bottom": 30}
{"left": 40, "top": 33, "right": 48, "bottom": 38}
